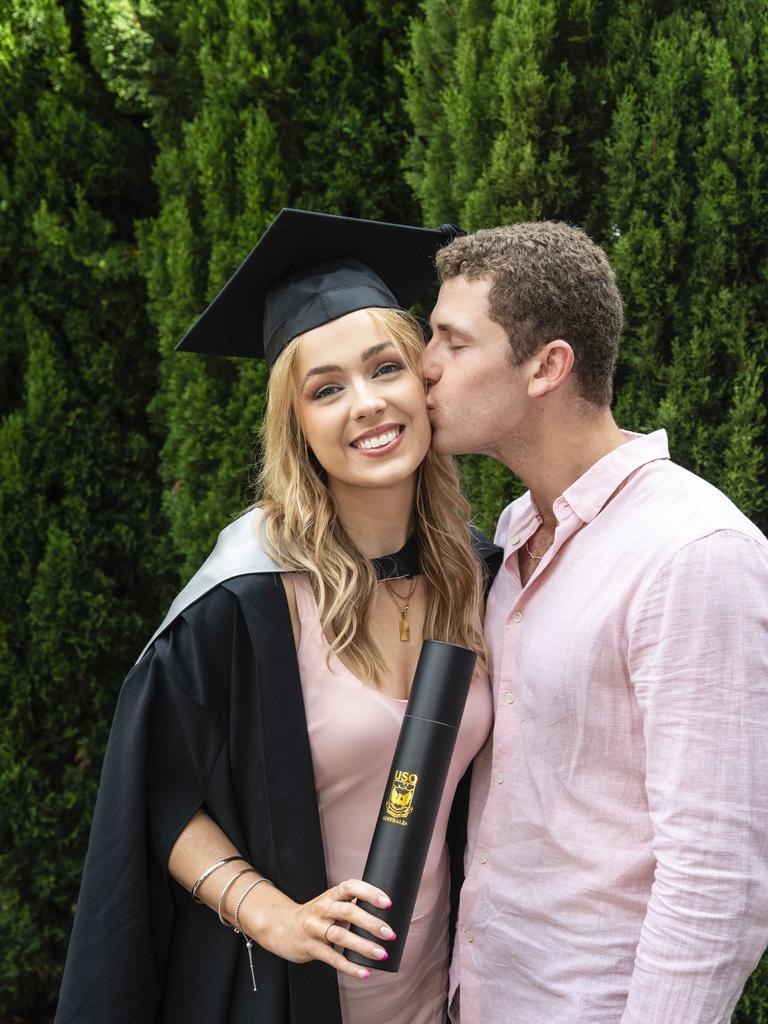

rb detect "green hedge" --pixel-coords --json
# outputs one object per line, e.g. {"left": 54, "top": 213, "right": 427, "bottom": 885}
{"left": 405, "top": 0, "right": 767, "bottom": 538}
{"left": 0, "top": 0, "right": 765, "bottom": 1018}
{"left": 0, "top": 0, "right": 170, "bottom": 1015}
{"left": 136, "top": 0, "right": 420, "bottom": 574}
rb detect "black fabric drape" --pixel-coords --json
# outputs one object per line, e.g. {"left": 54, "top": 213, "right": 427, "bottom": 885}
{"left": 56, "top": 574, "right": 341, "bottom": 1024}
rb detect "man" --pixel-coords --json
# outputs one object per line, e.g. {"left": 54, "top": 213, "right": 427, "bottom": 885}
{"left": 424, "top": 222, "right": 768, "bottom": 1023}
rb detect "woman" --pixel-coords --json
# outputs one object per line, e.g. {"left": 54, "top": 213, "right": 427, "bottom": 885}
{"left": 55, "top": 210, "right": 500, "bottom": 1024}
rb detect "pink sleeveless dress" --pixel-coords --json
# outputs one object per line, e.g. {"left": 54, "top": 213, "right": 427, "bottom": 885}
{"left": 291, "top": 573, "right": 492, "bottom": 1024}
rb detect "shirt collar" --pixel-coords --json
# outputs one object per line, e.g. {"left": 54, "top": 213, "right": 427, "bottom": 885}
{"left": 498, "top": 429, "right": 671, "bottom": 556}
{"left": 560, "top": 429, "right": 670, "bottom": 524}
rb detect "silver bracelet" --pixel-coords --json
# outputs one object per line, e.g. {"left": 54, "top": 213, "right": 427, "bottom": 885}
{"left": 191, "top": 855, "right": 245, "bottom": 903}
{"left": 234, "top": 877, "right": 274, "bottom": 994}
{"left": 234, "top": 877, "right": 275, "bottom": 936}
{"left": 217, "top": 867, "right": 258, "bottom": 926}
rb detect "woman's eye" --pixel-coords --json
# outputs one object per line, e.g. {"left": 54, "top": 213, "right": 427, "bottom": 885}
{"left": 375, "top": 362, "right": 403, "bottom": 377}
{"left": 312, "top": 384, "right": 341, "bottom": 400}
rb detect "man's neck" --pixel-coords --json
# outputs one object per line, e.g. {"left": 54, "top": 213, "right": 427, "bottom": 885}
{"left": 508, "top": 406, "right": 628, "bottom": 525}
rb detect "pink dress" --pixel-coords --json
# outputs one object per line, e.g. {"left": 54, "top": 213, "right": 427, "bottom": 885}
{"left": 292, "top": 573, "right": 492, "bottom": 1024}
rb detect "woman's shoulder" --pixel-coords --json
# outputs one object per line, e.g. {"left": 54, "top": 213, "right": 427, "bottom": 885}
{"left": 149, "top": 572, "right": 289, "bottom": 654}
{"left": 134, "top": 574, "right": 293, "bottom": 714}
{"left": 137, "top": 508, "right": 289, "bottom": 659}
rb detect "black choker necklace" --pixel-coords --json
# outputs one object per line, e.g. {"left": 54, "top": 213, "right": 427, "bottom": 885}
{"left": 372, "top": 533, "right": 421, "bottom": 581}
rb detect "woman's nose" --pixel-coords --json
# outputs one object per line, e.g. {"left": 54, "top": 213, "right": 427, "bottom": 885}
{"left": 350, "top": 381, "right": 387, "bottom": 418}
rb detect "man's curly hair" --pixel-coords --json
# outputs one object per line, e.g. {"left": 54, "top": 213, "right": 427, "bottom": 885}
{"left": 436, "top": 222, "right": 624, "bottom": 406}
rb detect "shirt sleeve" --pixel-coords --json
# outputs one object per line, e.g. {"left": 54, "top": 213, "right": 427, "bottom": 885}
{"left": 622, "top": 530, "right": 768, "bottom": 1024}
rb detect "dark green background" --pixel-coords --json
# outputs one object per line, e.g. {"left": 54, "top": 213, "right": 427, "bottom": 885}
{"left": 1, "top": 0, "right": 766, "bottom": 1018}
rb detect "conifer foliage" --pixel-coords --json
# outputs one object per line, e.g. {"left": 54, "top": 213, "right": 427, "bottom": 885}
{"left": 1, "top": 0, "right": 766, "bottom": 1018}
{"left": 604, "top": 4, "right": 768, "bottom": 531}
{"left": 136, "top": 0, "right": 419, "bottom": 576}
{"left": 404, "top": 0, "right": 618, "bottom": 532}
{"left": 405, "top": 0, "right": 768, "bottom": 537}
{"left": 0, "top": 0, "right": 167, "bottom": 1013}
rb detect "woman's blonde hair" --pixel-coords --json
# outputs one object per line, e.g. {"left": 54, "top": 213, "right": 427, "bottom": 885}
{"left": 255, "top": 306, "right": 486, "bottom": 686}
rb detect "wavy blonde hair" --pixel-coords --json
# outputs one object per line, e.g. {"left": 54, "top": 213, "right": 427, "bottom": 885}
{"left": 255, "top": 307, "right": 486, "bottom": 686}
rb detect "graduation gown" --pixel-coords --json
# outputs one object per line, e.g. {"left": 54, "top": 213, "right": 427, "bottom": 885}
{"left": 55, "top": 512, "right": 501, "bottom": 1024}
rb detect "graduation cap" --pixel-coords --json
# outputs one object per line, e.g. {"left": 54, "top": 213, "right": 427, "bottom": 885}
{"left": 176, "top": 208, "right": 462, "bottom": 367}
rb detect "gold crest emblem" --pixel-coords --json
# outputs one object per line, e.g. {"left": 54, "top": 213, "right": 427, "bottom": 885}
{"left": 385, "top": 770, "right": 419, "bottom": 819}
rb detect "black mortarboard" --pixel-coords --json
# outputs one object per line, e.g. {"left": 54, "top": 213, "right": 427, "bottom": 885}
{"left": 176, "top": 208, "right": 461, "bottom": 367}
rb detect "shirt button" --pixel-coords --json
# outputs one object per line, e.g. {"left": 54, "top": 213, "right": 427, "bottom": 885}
{"left": 495, "top": 771, "right": 505, "bottom": 784}
{"left": 463, "top": 929, "right": 474, "bottom": 943}
{"left": 510, "top": 536, "right": 521, "bottom": 545}
{"left": 478, "top": 851, "right": 488, "bottom": 864}
{"left": 504, "top": 691, "right": 515, "bottom": 704}
{"left": 511, "top": 610, "right": 523, "bottom": 623}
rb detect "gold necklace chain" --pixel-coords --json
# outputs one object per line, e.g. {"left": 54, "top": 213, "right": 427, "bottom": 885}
{"left": 524, "top": 541, "right": 545, "bottom": 561}
{"left": 383, "top": 576, "right": 418, "bottom": 642}
{"left": 524, "top": 523, "right": 555, "bottom": 562}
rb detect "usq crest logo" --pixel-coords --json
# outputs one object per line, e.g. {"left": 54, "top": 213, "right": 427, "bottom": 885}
{"left": 385, "top": 769, "right": 419, "bottom": 820}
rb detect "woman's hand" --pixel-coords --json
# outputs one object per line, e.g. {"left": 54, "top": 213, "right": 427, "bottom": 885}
{"left": 168, "top": 811, "right": 392, "bottom": 978}
{"left": 243, "top": 877, "right": 396, "bottom": 979}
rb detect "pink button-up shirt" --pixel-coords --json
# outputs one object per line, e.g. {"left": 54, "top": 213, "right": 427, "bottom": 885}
{"left": 451, "top": 430, "right": 768, "bottom": 1024}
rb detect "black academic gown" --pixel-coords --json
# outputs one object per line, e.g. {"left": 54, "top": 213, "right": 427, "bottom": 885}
{"left": 56, "top": 573, "right": 340, "bottom": 1024}
{"left": 56, "top": 540, "right": 502, "bottom": 1024}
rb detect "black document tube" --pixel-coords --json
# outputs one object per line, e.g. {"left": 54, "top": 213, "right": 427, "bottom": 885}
{"left": 345, "top": 639, "right": 477, "bottom": 972}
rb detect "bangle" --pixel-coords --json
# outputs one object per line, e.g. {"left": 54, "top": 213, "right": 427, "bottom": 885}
{"left": 218, "top": 867, "right": 258, "bottom": 926}
{"left": 234, "top": 877, "right": 275, "bottom": 936}
{"left": 191, "top": 855, "right": 245, "bottom": 903}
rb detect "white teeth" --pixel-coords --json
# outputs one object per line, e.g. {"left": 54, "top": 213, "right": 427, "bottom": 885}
{"left": 354, "top": 428, "right": 401, "bottom": 450}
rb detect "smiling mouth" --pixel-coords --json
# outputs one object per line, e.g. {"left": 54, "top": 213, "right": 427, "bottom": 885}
{"left": 351, "top": 426, "right": 404, "bottom": 451}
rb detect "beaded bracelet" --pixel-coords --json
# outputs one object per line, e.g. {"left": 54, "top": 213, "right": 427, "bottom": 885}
{"left": 233, "top": 877, "right": 275, "bottom": 993}
{"left": 217, "top": 867, "right": 258, "bottom": 926}
{"left": 234, "top": 877, "right": 274, "bottom": 934}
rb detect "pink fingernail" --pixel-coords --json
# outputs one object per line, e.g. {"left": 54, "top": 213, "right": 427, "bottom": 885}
{"left": 358, "top": 968, "right": 370, "bottom": 979}
{"left": 377, "top": 895, "right": 392, "bottom": 908}
{"left": 372, "top": 947, "right": 388, "bottom": 960}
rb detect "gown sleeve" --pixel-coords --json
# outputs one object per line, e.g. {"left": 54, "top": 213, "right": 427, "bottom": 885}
{"left": 54, "top": 594, "right": 230, "bottom": 1023}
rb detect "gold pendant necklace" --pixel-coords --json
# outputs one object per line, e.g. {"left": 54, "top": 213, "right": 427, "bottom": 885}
{"left": 383, "top": 576, "right": 418, "bottom": 642}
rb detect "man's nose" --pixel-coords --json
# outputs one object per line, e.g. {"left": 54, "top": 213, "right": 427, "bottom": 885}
{"left": 422, "top": 339, "right": 442, "bottom": 387}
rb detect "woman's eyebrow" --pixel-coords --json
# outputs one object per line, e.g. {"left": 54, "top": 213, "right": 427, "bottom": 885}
{"left": 360, "top": 341, "right": 397, "bottom": 361}
{"left": 301, "top": 342, "right": 397, "bottom": 388}
{"left": 302, "top": 363, "right": 341, "bottom": 387}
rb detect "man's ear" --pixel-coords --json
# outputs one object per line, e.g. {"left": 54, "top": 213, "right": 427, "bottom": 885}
{"left": 526, "top": 340, "right": 575, "bottom": 398}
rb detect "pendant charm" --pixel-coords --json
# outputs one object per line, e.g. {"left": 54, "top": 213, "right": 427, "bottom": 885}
{"left": 399, "top": 609, "right": 410, "bottom": 643}
{"left": 246, "top": 937, "right": 257, "bottom": 992}
{"left": 384, "top": 577, "right": 417, "bottom": 643}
